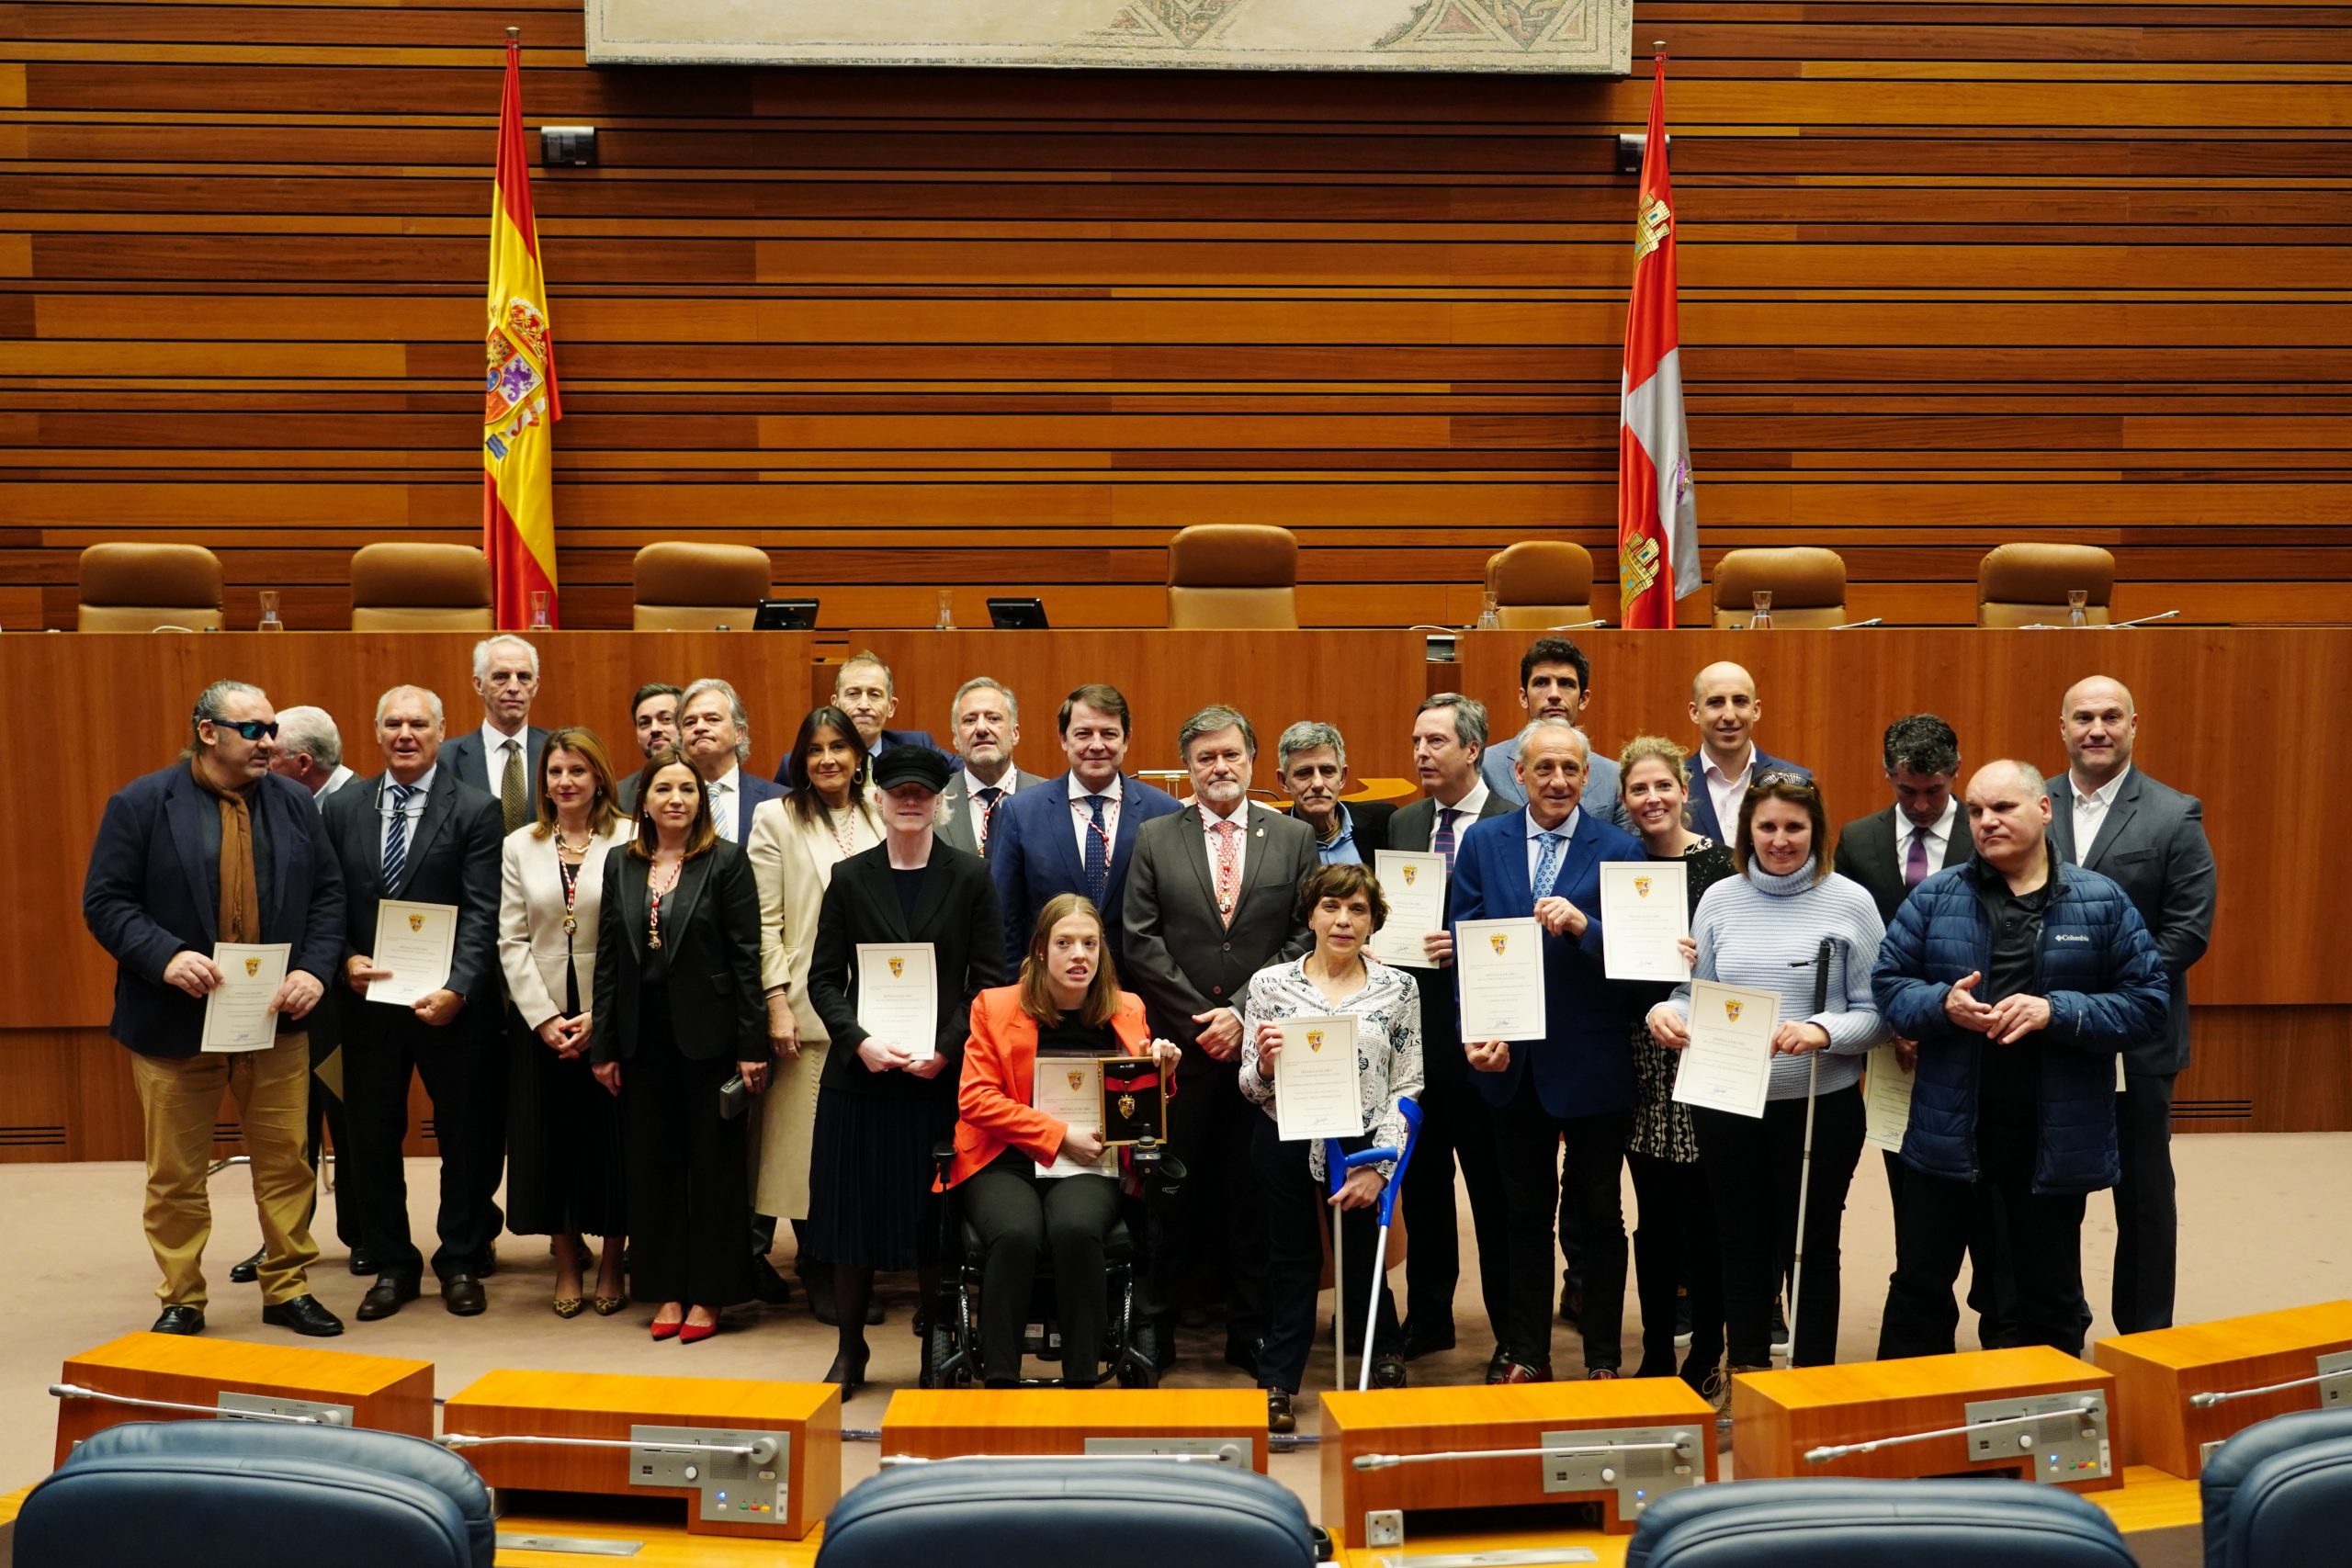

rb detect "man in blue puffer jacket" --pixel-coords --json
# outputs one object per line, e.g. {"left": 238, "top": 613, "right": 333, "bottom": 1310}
{"left": 1872, "top": 760, "right": 2167, "bottom": 1359}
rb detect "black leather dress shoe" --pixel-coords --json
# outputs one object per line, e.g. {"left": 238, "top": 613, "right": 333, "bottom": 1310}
{"left": 750, "top": 1256, "right": 794, "bottom": 1305}
{"left": 348, "top": 1251, "right": 379, "bottom": 1277}
{"left": 1398, "top": 1318, "right": 1456, "bottom": 1361}
{"left": 151, "top": 1304, "right": 205, "bottom": 1336}
{"left": 228, "top": 1247, "right": 264, "bottom": 1284}
{"left": 441, "top": 1272, "right": 487, "bottom": 1316}
{"left": 356, "top": 1276, "right": 419, "bottom": 1321}
{"left": 262, "top": 1294, "right": 345, "bottom": 1337}
{"left": 1483, "top": 1345, "right": 1510, "bottom": 1383}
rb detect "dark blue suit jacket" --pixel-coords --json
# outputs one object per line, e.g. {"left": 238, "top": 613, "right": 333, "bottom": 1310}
{"left": 1682, "top": 748, "right": 1812, "bottom": 846}
{"left": 442, "top": 725, "right": 549, "bottom": 803}
{"left": 988, "top": 771, "right": 1182, "bottom": 974}
{"left": 770, "top": 728, "right": 953, "bottom": 785}
{"left": 730, "top": 772, "right": 785, "bottom": 844}
{"left": 1450, "top": 806, "right": 1643, "bottom": 1120}
{"left": 83, "top": 764, "right": 346, "bottom": 1058}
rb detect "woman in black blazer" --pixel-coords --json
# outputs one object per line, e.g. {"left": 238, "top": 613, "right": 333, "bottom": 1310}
{"left": 592, "top": 746, "right": 766, "bottom": 1344}
{"left": 806, "top": 747, "right": 1005, "bottom": 1394}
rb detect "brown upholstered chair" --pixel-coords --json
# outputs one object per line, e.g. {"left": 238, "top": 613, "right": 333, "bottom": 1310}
{"left": 1710, "top": 547, "right": 1849, "bottom": 628}
{"left": 1977, "top": 543, "right": 2115, "bottom": 628}
{"left": 77, "top": 543, "right": 225, "bottom": 632}
{"left": 348, "top": 544, "right": 494, "bottom": 632}
{"left": 1487, "top": 541, "right": 1598, "bottom": 630}
{"left": 1166, "top": 524, "right": 1298, "bottom": 630}
{"left": 631, "top": 542, "right": 772, "bottom": 631}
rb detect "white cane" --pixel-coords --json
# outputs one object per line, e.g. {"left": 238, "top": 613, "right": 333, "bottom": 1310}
{"left": 1781, "top": 939, "right": 1834, "bottom": 1366}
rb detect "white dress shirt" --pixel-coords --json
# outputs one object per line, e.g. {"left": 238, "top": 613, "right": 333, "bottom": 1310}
{"left": 707, "top": 763, "right": 743, "bottom": 843}
{"left": 1898, "top": 797, "right": 1960, "bottom": 879}
{"left": 1069, "top": 773, "right": 1124, "bottom": 862}
{"left": 1423, "top": 779, "right": 1491, "bottom": 852}
{"left": 481, "top": 721, "right": 530, "bottom": 816}
{"left": 2069, "top": 763, "right": 2132, "bottom": 864}
{"left": 315, "top": 763, "right": 356, "bottom": 808}
{"left": 1702, "top": 747, "right": 1757, "bottom": 841}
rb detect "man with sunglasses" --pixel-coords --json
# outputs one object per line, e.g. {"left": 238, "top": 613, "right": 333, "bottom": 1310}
{"left": 83, "top": 682, "right": 349, "bottom": 1337}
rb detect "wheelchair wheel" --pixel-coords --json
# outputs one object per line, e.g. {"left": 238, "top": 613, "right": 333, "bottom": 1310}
{"left": 925, "top": 1315, "right": 970, "bottom": 1389}
{"left": 1115, "top": 1317, "right": 1159, "bottom": 1388}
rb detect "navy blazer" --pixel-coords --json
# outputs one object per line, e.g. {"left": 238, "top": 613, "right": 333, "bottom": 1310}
{"left": 988, "top": 771, "right": 1183, "bottom": 974}
{"left": 321, "top": 769, "right": 505, "bottom": 1015}
{"left": 83, "top": 765, "right": 347, "bottom": 1059}
{"left": 442, "top": 725, "right": 549, "bottom": 805}
{"left": 1449, "top": 806, "right": 1644, "bottom": 1120}
{"left": 1682, "top": 748, "right": 1811, "bottom": 846}
{"left": 770, "top": 727, "right": 952, "bottom": 786}
{"left": 729, "top": 771, "right": 786, "bottom": 846}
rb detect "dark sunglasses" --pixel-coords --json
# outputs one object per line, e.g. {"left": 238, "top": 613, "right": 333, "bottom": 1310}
{"left": 211, "top": 718, "right": 279, "bottom": 741}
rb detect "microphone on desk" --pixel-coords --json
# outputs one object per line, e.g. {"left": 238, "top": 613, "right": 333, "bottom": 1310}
{"left": 2108, "top": 609, "right": 2181, "bottom": 628}
{"left": 1830, "top": 618, "right": 1883, "bottom": 629}
{"left": 1802, "top": 1398, "right": 2103, "bottom": 1464}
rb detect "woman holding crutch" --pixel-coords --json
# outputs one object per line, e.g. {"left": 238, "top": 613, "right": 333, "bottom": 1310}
{"left": 1645, "top": 773, "right": 1887, "bottom": 1386}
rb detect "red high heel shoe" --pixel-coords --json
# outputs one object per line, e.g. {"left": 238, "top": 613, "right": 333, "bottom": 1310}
{"left": 650, "top": 1317, "right": 682, "bottom": 1341}
{"left": 679, "top": 1317, "right": 719, "bottom": 1345}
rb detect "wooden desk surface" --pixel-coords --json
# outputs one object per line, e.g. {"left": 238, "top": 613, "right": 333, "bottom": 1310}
{"left": 2093, "top": 1300, "right": 2352, "bottom": 1476}
{"left": 2095, "top": 1300, "right": 2352, "bottom": 1373}
{"left": 880, "top": 1387, "right": 1270, "bottom": 1471}
{"left": 446, "top": 1368, "right": 838, "bottom": 1425}
{"left": 65, "top": 1329, "right": 433, "bottom": 1402}
{"left": 1735, "top": 1345, "right": 2104, "bottom": 1411}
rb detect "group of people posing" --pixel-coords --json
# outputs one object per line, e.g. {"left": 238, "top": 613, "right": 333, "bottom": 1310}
{"left": 82, "top": 634, "right": 2215, "bottom": 1434}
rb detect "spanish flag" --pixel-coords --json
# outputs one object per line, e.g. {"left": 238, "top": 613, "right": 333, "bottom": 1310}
{"left": 1616, "top": 49, "right": 1698, "bottom": 630}
{"left": 482, "top": 33, "right": 560, "bottom": 629}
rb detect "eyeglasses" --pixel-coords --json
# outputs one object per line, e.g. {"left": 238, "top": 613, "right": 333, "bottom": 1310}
{"left": 211, "top": 718, "right": 279, "bottom": 741}
{"left": 1750, "top": 771, "right": 1815, "bottom": 793}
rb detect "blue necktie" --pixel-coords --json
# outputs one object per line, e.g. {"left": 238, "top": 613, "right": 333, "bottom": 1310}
{"left": 975, "top": 785, "right": 1003, "bottom": 852}
{"left": 1431, "top": 807, "right": 1461, "bottom": 871}
{"left": 382, "top": 783, "right": 418, "bottom": 889}
{"left": 1532, "top": 829, "right": 1566, "bottom": 900}
{"left": 1082, "top": 794, "right": 1110, "bottom": 907}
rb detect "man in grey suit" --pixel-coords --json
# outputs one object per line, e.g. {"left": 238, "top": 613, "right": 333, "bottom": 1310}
{"left": 2047, "top": 675, "right": 2216, "bottom": 1334}
{"left": 1124, "top": 705, "right": 1317, "bottom": 1374}
{"left": 1480, "top": 637, "right": 1628, "bottom": 830}
{"left": 439, "top": 634, "right": 548, "bottom": 837}
{"left": 937, "top": 676, "right": 1039, "bottom": 858}
{"left": 1393, "top": 693, "right": 1516, "bottom": 1371}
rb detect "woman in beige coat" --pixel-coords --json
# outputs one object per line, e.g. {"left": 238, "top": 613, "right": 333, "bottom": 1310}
{"left": 498, "top": 727, "right": 635, "bottom": 1317}
{"left": 747, "top": 704, "right": 882, "bottom": 1323}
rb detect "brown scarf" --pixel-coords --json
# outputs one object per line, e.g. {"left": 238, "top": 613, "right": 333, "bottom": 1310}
{"left": 190, "top": 760, "right": 262, "bottom": 945}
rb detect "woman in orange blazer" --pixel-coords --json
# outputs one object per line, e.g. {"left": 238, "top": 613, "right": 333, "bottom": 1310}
{"left": 946, "top": 892, "right": 1179, "bottom": 1387}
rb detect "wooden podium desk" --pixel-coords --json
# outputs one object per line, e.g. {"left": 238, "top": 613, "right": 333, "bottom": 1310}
{"left": 441, "top": 1369, "right": 841, "bottom": 1540}
{"left": 2094, "top": 1299, "right": 2352, "bottom": 1478}
{"left": 52, "top": 1331, "right": 433, "bottom": 1466}
{"left": 1733, "top": 1347, "right": 2120, "bottom": 1493}
{"left": 1320, "top": 1382, "right": 1718, "bottom": 1548}
{"left": 879, "top": 1387, "right": 1270, "bottom": 1472}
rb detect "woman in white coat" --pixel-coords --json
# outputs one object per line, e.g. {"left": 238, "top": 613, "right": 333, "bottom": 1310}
{"left": 499, "top": 726, "right": 634, "bottom": 1317}
{"left": 747, "top": 705, "right": 882, "bottom": 1323}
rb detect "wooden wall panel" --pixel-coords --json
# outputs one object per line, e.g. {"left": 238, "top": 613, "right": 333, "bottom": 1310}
{"left": 2, "top": 0, "right": 2348, "bottom": 631}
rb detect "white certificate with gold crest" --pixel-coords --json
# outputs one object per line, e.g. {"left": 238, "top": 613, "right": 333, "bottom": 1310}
{"left": 1600, "top": 860, "right": 1690, "bottom": 982}
{"left": 1034, "top": 1055, "right": 1112, "bottom": 1179}
{"left": 1672, "top": 980, "right": 1780, "bottom": 1120}
{"left": 1370, "top": 850, "right": 1446, "bottom": 968}
{"left": 1454, "top": 917, "right": 1545, "bottom": 1043}
{"left": 202, "top": 942, "right": 290, "bottom": 1052}
{"left": 856, "top": 942, "right": 938, "bottom": 1060}
{"left": 1273, "top": 1014, "right": 1364, "bottom": 1142}
{"left": 368, "top": 900, "right": 457, "bottom": 1009}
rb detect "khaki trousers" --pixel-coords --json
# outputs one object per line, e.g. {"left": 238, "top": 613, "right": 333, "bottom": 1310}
{"left": 130, "top": 1030, "right": 320, "bottom": 1307}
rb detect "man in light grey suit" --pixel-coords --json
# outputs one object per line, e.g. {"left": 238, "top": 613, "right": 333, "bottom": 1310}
{"left": 1480, "top": 636, "right": 1628, "bottom": 829}
{"left": 937, "top": 676, "right": 1039, "bottom": 859}
{"left": 2046, "top": 674, "right": 2216, "bottom": 1335}
{"left": 439, "top": 634, "right": 548, "bottom": 836}
{"left": 1124, "top": 705, "right": 1317, "bottom": 1375}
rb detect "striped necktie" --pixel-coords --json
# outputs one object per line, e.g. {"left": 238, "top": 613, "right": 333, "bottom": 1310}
{"left": 382, "top": 783, "right": 419, "bottom": 889}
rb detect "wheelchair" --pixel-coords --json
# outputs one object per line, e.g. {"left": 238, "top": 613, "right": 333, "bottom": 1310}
{"left": 920, "top": 1138, "right": 1186, "bottom": 1390}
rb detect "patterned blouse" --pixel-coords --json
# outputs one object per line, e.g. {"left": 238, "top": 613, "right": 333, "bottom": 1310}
{"left": 1238, "top": 956, "right": 1425, "bottom": 1183}
{"left": 1626, "top": 837, "right": 1738, "bottom": 1164}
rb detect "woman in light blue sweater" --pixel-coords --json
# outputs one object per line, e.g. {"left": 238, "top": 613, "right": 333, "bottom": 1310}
{"left": 1646, "top": 773, "right": 1887, "bottom": 1376}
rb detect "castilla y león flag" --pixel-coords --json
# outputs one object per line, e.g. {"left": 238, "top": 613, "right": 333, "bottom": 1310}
{"left": 482, "top": 35, "right": 561, "bottom": 629}
{"left": 1616, "top": 51, "right": 1698, "bottom": 629}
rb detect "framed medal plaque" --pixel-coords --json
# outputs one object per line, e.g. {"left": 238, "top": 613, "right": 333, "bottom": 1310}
{"left": 1100, "top": 1056, "right": 1164, "bottom": 1146}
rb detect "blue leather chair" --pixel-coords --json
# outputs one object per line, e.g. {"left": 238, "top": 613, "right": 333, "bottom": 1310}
{"left": 1626, "top": 1479, "right": 2135, "bottom": 1568}
{"left": 819, "top": 1457, "right": 1317, "bottom": 1568}
{"left": 16, "top": 1420, "right": 494, "bottom": 1568}
{"left": 2199, "top": 1407, "right": 2352, "bottom": 1568}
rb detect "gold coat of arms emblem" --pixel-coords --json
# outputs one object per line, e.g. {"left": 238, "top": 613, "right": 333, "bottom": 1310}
{"left": 1306, "top": 1030, "right": 1325, "bottom": 1054}
{"left": 1489, "top": 932, "right": 1509, "bottom": 954}
{"left": 408, "top": 914, "right": 425, "bottom": 932}
{"left": 1724, "top": 1000, "right": 1743, "bottom": 1021}
{"left": 244, "top": 957, "right": 262, "bottom": 977}
{"left": 888, "top": 956, "right": 904, "bottom": 978}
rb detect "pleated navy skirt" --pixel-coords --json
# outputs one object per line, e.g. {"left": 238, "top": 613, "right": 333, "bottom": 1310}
{"left": 802, "top": 1086, "right": 951, "bottom": 1270}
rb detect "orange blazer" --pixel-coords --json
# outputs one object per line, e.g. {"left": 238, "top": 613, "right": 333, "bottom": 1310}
{"left": 944, "top": 986, "right": 1152, "bottom": 1189}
